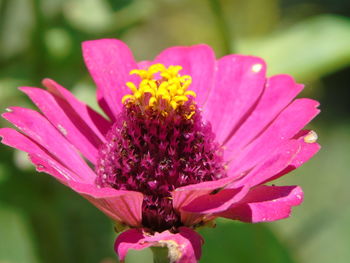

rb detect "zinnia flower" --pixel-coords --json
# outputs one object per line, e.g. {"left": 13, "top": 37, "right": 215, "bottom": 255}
{"left": 0, "top": 39, "right": 320, "bottom": 263}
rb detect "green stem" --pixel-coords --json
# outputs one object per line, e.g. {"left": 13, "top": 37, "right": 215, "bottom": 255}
{"left": 151, "top": 247, "right": 169, "bottom": 263}
{"left": 207, "top": 0, "right": 233, "bottom": 54}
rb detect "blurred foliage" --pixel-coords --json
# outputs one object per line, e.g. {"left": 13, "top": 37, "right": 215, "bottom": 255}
{"left": 238, "top": 15, "right": 350, "bottom": 81}
{"left": 1, "top": 0, "right": 350, "bottom": 262}
{"left": 273, "top": 124, "right": 350, "bottom": 263}
{"left": 0, "top": 203, "right": 39, "bottom": 263}
{"left": 199, "top": 219, "right": 296, "bottom": 263}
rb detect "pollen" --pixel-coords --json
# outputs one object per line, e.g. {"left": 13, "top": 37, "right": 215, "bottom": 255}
{"left": 122, "top": 64, "right": 197, "bottom": 118}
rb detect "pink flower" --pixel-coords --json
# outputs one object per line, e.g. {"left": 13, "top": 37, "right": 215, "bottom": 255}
{"left": 0, "top": 39, "right": 320, "bottom": 263}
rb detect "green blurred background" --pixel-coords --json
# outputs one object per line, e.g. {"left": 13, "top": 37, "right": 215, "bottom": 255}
{"left": 1, "top": 0, "right": 350, "bottom": 262}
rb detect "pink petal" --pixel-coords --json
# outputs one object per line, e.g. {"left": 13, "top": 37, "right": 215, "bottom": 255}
{"left": 264, "top": 130, "right": 320, "bottom": 183}
{"left": 228, "top": 98, "right": 320, "bottom": 175}
{"left": 172, "top": 176, "right": 238, "bottom": 211}
{"left": 2, "top": 107, "right": 96, "bottom": 183}
{"left": 137, "top": 60, "right": 152, "bottom": 69}
{"left": 180, "top": 185, "right": 247, "bottom": 214}
{"left": 172, "top": 177, "right": 246, "bottom": 225}
{"left": 0, "top": 128, "right": 80, "bottom": 183}
{"left": 115, "top": 227, "right": 203, "bottom": 263}
{"left": 154, "top": 44, "right": 216, "bottom": 106}
{"left": 289, "top": 130, "right": 320, "bottom": 169}
{"left": 42, "top": 78, "right": 111, "bottom": 141}
{"left": 82, "top": 39, "right": 139, "bottom": 121}
{"left": 172, "top": 140, "right": 305, "bottom": 224}
{"left": 217, "top": 185, "right": 303, "bottom": 223}
{"left": 68, "top": 181, "right": 143, "bottom": 227}
{"left": 172, "top": 140, "right": 301, "bottom": 219}
{"left": 20, "top": 86, "right": 103, "bottom": 164}
{"left": 235, "top": 139, "right": 302, "bottom": 187}
{"left": 173, "top": 140, "right": 300, "bottom": 223}
{"left": 0, "top": 127, "right": 142, "bottom": 227}
{"left": 203, "top": 55, "right": 266, "bottom": 143}
{"left": 224, "top": 74, "right": 304, "bottom": 156}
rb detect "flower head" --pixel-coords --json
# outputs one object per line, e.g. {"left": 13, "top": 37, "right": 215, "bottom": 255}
{"left": 0, "top": 39, "right": 320, "bottom": 263}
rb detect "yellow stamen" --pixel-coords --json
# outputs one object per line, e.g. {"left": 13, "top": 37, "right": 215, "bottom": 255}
{"left": 121, "top": 94, "right": 134, "bottom": 104}
{"left": 126, "top": 82, "right": 138, "bottom": 93}
{"left": 170, "top": 101, "right": 178, "bottom": 110}
{"left": 121, "top": 63, "right": 197, "bottom": 118}
{"left": 185, "top": 111, "right": 196, "bottom": 120}
{"left": 149, "top": 97, "right": 157, "bottom": 107}
{"left": 173, "top": 96, "right": 188, "bottom": 102}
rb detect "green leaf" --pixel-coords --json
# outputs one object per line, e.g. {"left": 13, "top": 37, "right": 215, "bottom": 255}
{"left": 199, "top": 219, "right": 296, "bottom": 263}
{"left": 0, "top": 204, "right": 40, "bottom": 263}
{"left": 237, "top": 15, "right": 350, "bottom": 81}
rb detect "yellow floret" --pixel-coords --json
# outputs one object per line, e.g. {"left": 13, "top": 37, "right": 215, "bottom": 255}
{"left": 122, "top": 63, "right": 197, "bottom": 118}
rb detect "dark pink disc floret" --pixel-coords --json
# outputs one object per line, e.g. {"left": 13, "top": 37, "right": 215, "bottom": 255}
{"left": 95, "top": 101, "right": 227, "bottom": 232}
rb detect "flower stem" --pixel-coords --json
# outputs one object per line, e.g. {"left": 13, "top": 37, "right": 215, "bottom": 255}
{"left": 151, "top": 247, "right": 169, "bottom": 263}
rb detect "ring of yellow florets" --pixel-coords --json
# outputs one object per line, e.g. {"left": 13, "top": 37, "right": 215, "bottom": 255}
{"left": 122, "top": 64, "right": 196, "bottom": 119}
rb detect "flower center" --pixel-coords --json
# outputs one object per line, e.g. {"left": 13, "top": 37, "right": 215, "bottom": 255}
{"left": 95, "top": 64, "right": 227, "bottom": 232}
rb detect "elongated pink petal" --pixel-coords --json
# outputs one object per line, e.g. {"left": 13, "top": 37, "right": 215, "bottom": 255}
{"left": 154, "top": 44, "right": 216, "bottom": 106}
{"left": 82, "top": 39, "right": 139, "bottom": 120}
{"left": 0, "top": 127, "right": 142, "bottom": 226}
{"left": 217, "top": 185, "right": 303, "bottom": 223}
{"left": 20, "top": 86, "right": 102, "bottom": 164}
{"left": 2, "top": 107, "right": 96, "bottom": 183}
{"left": 224, "top": 74, "right": 303, "bottom": 156}
{"left": 42, "top": 78, "right": 111, "bottom": 141}
{"left": 173, "top": 142, "right": 299, "bottom": 223}
{"left": 235, "top": 139, "right": 301, "bottom": 187}
{"left": 180, "top": 186, "right": 247, "bottom": 216}
{"left": 68, "top": 181, "right": 143, "bottom": 227}
{"left": 228, "top": 98, "right": 320, "bottom": 175}
{"left": 0, "top": 128, "right": 80, "bottom": 183}
{"left": 171, "top": 177, "right": 245, "bottom": 225}
{"left": 172, "top": 138, "right": 312, "bottom": 225}
{"left": 263, "top": 130, "right": 320, "bottom": 184}
{"left": 115, "top": 227, "right": 203, "bottom": 263}
{"left": 172, "top": 141, "right": 299, "bottom": 217}
{"left": 172, "top": 176, "right": 238, "bottom": 211}
{"left": 288, "top": 130, "right": 320, "bottom": 170}
{"left": 203, "top": 55, "right": 266, "bottom": 143}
